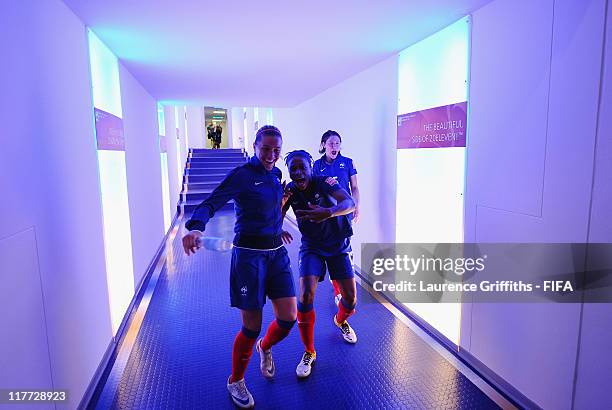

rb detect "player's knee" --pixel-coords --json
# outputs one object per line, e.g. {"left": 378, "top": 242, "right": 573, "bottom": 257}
{"left": 241, "top": 326, "right": 261, "bottom": 339}
{"left": 300, "top": 288, "right": 315, "bottom": 306}
{"left": 276, "top": 317, "right": 297, "bottom": 330}
{"left": 277, "top": 301, "right": 298, "bottom": 322}
{"left": 241, "top": 309, "right": 263, "bottom": 331}
{"left": 286, "top": 306, "right": 298, "bottom": 322}
{"left": 341, "top": 293, "right": 356, "bottom": 308}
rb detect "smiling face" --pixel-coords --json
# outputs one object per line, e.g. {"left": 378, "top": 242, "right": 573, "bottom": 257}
{"left": 322, "top": 134, "right": 341, "bottom": 162}
{"left": 254, "top": 135, "right": 282, "bottom": 171}
{"left": 288, "top": 156, "right": 312, "bottom": 191}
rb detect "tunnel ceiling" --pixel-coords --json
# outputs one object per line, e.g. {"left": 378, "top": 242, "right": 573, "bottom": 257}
{"left": 63, "top": 0, "right": 492, "bottom": 107}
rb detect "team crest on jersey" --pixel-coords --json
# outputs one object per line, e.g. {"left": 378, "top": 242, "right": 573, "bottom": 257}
{"left": 241, "top": 286, "right": 248, "bottom": 296}
{"left": 339, "top": 162, "right": 345, "bottom": 168}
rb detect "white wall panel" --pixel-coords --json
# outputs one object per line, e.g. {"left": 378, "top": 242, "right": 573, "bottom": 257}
{"left": 464, "top": 0, "right": 607, "bottom": 407}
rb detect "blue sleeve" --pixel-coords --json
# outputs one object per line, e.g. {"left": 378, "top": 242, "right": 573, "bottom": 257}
{"left": 319, "top": 176, "right": 341, "bottom": 195}
{"left": 349, "top": 159, "right": 357, "bottom": 177}
{"left": 185, "top": 167, "right": 242, "bottom": 232}
{"left": 312, "top": 159, "right": 322, "bottom": 176}
{"left": 282, "top": 182, "right": 296, "bottom": 213}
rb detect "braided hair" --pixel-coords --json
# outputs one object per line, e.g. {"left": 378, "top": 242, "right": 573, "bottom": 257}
{"left": 284, "top": 150, "right": 314, "bottom": 168}
{"left": 255, "top": 125, "right": 282, "bottom": 143}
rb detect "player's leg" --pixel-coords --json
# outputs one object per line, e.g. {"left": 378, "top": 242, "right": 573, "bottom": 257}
{"left": 295, "top": 249, "right": 325, "bottom": 377}
{"left": 227, "top": 309, "right": 261, "bottom": 409}
{"left": 331, "top": 278, "right": 342, "bottom": 305}
{"left": 298, "top": 275, "right": 319, "bottom": 352}
{"left": 296, "top": 275, "right": 319, "bottom": 377}
{"left": 257, "top": 247, "right": 297, "bottom": 379}
{"left": 336, "top": 278, "right": 357, "bottom": 319}
{"left": 328, "top": 253, "right": 358, "bottom": 344}
{"left": 227, "top": 248, "right": 265, "bottom": 408}
{"left": 331, "top": 249, "right": 354, "bottom": 305}
{"left": 257, "top": 296, "right": 297, "bottom": 379}
{"left": 231, "top": 309, "right": 263, "bottom": 381}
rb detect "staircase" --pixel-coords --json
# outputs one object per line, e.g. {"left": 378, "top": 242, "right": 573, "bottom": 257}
{"left": 179, "top": 148, "right": 249, "bottom": 214}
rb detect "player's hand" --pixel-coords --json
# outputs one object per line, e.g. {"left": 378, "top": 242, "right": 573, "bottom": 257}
{"left": 325, "top": 177, "right": 338, "bottom": 186}
{"left": 352, "top": 207, "right": 360, "bottom": 224}
{"left": 281, "top": 181, "right": 293, "bottom": 208}
{"left": 295, "top": 203, "right": 333, "bottom": 223}
{"left": 182, "top": 231, "right": 203, "bottom": 255}
{"left": 281, "top": 230, "right": 293, "bottom": 244}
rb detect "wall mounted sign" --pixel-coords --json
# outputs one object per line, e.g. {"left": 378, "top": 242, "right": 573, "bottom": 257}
{"left": 94, "top": 108, "right": 125, "bottom": 151}
{"left": 397, "top": 102, "right": 467, "bottom": 149}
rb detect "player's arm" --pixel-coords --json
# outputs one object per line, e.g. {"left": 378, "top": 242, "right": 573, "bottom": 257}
{"left": 282, "top": 201, "right": 291, "bottom": 220}
{"left": 348, "top": 159, "right": 360, "bottom": 222}
{"left": 280, "top": 183, "right": 294, "bottom": 244}
{"left": 295, "top": 179, "right": 355, "bottom": 223}
{"left": 183, "top": 168, "right": 241, "bottom": 255}
{"left": 328, "top": 187, "right": 356, "bottom": 217}
{"left": 281, "top": 181, "right": 293, "bottom": 212}
{"left": 349, "top": 174, "right": 360, "bottom": 222}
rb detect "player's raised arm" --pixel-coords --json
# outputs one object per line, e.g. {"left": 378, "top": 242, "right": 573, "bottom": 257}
{"left": 186, "top": 168, "right": 241, "bottom": 232}
{"left": 295, "top": 179, "right": 355, "bottom": 224}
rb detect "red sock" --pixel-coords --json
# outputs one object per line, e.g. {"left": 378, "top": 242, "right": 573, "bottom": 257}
{"left": 332, "top": 280, "right": 342, "bottom": 296}
{"left": 231, "top": 328, "right": 257, "bottom": 383}
{"left": 261, "top": 319, "right": 295, "bottom": 351}
{"left": 336, "top": 300, "right": 355, "bottom": 323}
{"left": 297, "top": 309, "right": 316, "bottom": 353}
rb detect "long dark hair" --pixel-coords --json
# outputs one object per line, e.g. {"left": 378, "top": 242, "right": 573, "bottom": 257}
{"left": 318, "top": 130, "right": 342, "bottom": 154}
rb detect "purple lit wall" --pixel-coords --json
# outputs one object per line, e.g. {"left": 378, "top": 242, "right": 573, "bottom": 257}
{"left": 463, "top": 0, "right": 610, "bottom": 408}
{"left": 1, "top": 1, "right": 171, "bottom": 406}
{"left": 573, "top": 1, "right": 612, "bottom": 407}
{"left": 0, "top": 1, "right": 111, "bottom": 407}
{"left": 120, "top": 64, "right": 165, "bottom": 286}
{"left": 163, "top": 105, "right": 182, "bottom": 209}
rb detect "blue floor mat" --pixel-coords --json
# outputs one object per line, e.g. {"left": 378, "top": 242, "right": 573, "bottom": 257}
{"left": 99, "top": 210, "right": 500, "bottom": 409}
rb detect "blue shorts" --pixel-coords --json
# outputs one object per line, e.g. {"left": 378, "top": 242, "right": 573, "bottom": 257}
{"left": 230, "top": 246, "right": 296, "bottom": 310}
{"left": 298, "top": 248, "right": 354, "bottom": 282}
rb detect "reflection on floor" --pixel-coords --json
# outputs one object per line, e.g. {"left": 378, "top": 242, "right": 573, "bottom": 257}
{"left": 95, "top": 210, "right": 501, "bottom": 409}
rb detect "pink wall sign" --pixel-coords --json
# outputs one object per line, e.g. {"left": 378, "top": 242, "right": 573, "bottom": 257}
{"left": 94, "top": 108, "right": 125, "bottom": 151}
{"left": 397, "top": 101, "right": 468, "bottom": 149}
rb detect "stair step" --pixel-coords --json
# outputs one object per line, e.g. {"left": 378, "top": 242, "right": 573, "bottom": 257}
{"left": 182, "top": 189, "right": 214, "bottom": 194}
{"left": 181, "top": 190, "right": 214, "bottom": 202}
{"left": 185, "top": 168, "right": 234, "bottom": 176}
{"left": 179, "top": 149, "right": 242, "bottom": 213}
{"left": 184, "top": 182, "right": 219, "bottom": 190}
{"left": 189, "top": 154, "right": 246, "bottom": 160}
{"left": 180, "top": 200, "right": 234, "bottom": 213}
{"left": 189, "top": 151, "right": 245, "bottom": 157}
{"left": 182, "top": 208, "right": 234, "bottom": 218}
{"left": 187, "top": 162, "right": 242, "bottom": 169}
{"left": 184, "top": 174, "right": 228, "bottom": 183}
{"left": 190, "top": 148, "right": 243, "bottom": 154}
{"left": 188, "top": 156, "right": 247, "bottom": 163}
